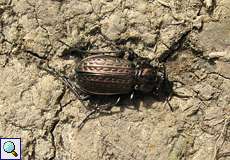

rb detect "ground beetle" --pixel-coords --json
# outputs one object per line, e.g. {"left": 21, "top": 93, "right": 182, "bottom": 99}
{"left": 42, "top": 44, "right": 173, "bottom": 129}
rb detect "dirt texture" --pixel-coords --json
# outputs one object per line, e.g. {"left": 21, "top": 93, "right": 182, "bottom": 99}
{"left": 0, "top": 0, "right": 230, "bottom": 160}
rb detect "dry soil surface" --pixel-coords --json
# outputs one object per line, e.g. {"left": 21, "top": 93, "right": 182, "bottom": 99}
{"left": 0, "top": 0, "right": 230, "bottom": 160}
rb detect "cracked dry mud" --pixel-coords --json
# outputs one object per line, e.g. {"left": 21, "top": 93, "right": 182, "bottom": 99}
{"left": 0, "top": 0, "right": 230, "bottom": 160}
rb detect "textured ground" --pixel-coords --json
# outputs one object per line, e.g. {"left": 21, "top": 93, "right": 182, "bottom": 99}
{"left": 0, "top": 0, "right": 230, "bottom": 159}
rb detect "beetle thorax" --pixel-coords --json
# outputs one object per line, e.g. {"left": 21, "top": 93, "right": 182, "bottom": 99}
{"left": 134, "top": 68, "right": 156, "bottom": 93}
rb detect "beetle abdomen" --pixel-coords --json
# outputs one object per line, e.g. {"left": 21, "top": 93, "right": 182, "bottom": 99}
{"left": 76, "top": 55, "right": 136, "bottom": 95}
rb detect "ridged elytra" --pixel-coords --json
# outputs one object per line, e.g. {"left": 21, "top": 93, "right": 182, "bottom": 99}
{"left": 75, "top": 54, "right": 163, "bottom": 96}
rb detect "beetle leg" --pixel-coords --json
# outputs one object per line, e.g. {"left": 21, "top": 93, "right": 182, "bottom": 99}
{"left": 59, "top": 39, "right": 124, "bottom": 58}
{"left": 77, "top": 109, "right": 97, "bottom": 129}
{"left": 96, "top": 29, "right": 141, "bottom": 60}
{"left": 100, "top": 97, "right": 120, "bottom": 110}
{"left": 162, "top": 63, "right": 166, "bottom": 79}
{"left": 165, "top": 96, "right": 174, "bottom": 112}
{"left": 95, "top": 97, "right": 121, "bottom": 111}
{"left": 115, "top": 97, "right": 121, "bottom": 105}
{"left": 134, "top": 85, "right": 139, "bottom": 90}
{"left": 130, "top": 92, "right": 135, "bottom": 101}
{"left": 48, "top": 67, "right": 80, "bottom": 98}
{"left": 126, "top": 50, "right": 139, "bottom": 61}
{"left": 80, "top": 95, "right": 91, "bottom": 101}
{"left": 76, "top": 97, "right": 121, "bottom": 129}
{"left": 59, "top": 29, "right": 138, "bottom": 60}
{"left": 77, "top": 102, "right": 116, "bottom": 129}
{"left": 155, "top": 64, "right": 175, "bottom": 111}
{"left": 39, "top": 65, "right": 89, "bottom": 108}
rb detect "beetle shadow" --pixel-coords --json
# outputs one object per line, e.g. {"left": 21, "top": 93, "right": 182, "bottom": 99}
{"left": 129, "top": 78, "right": 174, "bottom": 110}
{"left": 75, "top": 80, "right": 174, "bottom": 129}
{"left": 86, "top": 78, "right": 174, "bottom": 117}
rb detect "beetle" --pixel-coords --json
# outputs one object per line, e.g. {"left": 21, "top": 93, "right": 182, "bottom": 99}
{"left": 42, "top": 49, "right": 173, "bottom": 129}
{"left": 75, "top": 54, "right": 165, "bottom": 96}
{"left": 46, "top": 52, "right": 169, "bottom": 100}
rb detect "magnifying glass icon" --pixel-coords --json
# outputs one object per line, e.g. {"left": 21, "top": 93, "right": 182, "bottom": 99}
{"left": 3, "top": 141, "right": 18, "bottom": 157}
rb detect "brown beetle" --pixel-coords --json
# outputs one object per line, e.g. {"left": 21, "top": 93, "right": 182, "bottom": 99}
{"left": 42, "top": 50, "right": 171, "bottom": 129}
{"left": 75, "top": 54, "right": 163, "bottom": 96}
{"left": 45, "top": 53, "right": 167, "bottom": 98}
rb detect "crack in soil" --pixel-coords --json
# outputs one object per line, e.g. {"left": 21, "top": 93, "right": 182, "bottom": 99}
{"left": 24, "top": 0, "right": 54, "bottom": 59}
{"left": 208, "top": 72, "right": 230, "bottom": 80}
{"left": 48, "top": 86, "right": 66, "bottom": 160}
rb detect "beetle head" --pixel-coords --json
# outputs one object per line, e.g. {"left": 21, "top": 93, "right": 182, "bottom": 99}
{"left": 135, "top": 63, "right": 173, "bottom": 101}
{"left": 135, "top": 68, "right": 158, "bottom": 93}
